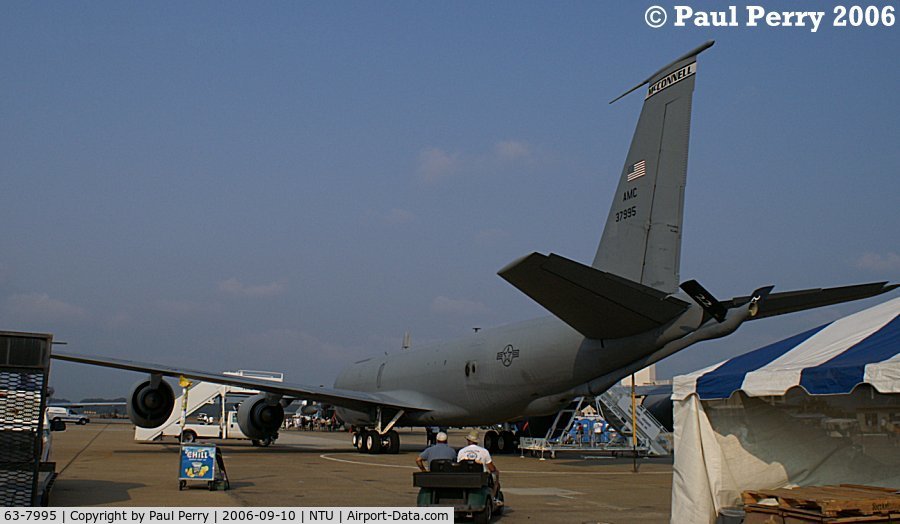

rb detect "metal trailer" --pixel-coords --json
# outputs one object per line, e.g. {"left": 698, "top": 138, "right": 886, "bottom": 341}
{"left": 0, "top": 331, "right": 56, "bottom": 506}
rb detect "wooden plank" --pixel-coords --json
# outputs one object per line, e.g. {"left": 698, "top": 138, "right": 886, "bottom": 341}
{"left": 742, "top": 486, "right": 900, "bottom": 517}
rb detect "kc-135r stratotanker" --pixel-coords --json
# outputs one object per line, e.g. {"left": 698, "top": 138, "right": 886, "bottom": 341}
{"left": 55, "top": 41, "right": 897, "bottom": 454}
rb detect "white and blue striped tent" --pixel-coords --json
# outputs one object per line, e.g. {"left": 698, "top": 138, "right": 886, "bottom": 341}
{"left": 673, "top": 295, "right": 900, "bottom": 401}
{"left": 671, "top": 296, "right": 900, "bottom": 524}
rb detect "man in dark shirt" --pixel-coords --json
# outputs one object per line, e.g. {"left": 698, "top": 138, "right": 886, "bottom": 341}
{"left": 416, "top": 432, "right": 456, "bottom": 471}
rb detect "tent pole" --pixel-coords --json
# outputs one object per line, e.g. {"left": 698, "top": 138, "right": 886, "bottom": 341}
{"left": 631, "top": 373, "right": 638, "bottom": 473}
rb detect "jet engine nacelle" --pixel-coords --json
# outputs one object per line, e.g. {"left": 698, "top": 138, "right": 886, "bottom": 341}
{"left": 237, "top": 393, "right": 284, "bottom": 439}
{"left": 128, "top": 378, "right": 175, "bottom": 428}
{"left": 300, "top": 404, "right": 320, "bottom": 416}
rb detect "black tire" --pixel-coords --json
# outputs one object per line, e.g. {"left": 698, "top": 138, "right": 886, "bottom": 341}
{"left": 366, "top": 430, "right": 382, "bottom": 454}
{"left": 387, "top": 430, "right": 400, "bottom": 454}
{"left": 259, "top": 437, "right": 273, "bottom": 447}
{"left": 474, "top": 499, "right": 492, "bottom": 524}
{"left": 484, "top": 430, "right": 499, "bottom": 453}
{"left": 181, "top": 431, "right": 197, "bottom": 444}
{"left": 499, "top": 431, "right": 515, "bottom": 454}
{"left": 351, "top": 432, "right": 359, "bottom": 448}
{"left": 491, "top": 431, "right": 512, "bottom": 455}
{"left": 495, "top": 491, "right": 505, "bottom": 516}
{"left": 78, "top": 418, "right": 88, "bottom": 425}
{"left": 360, "top": 431, "right": 372, "bottom": 453}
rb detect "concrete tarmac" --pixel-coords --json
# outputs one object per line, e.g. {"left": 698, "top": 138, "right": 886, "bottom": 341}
{"left": 49, "top": 423, "right": 672, "bottom": 523}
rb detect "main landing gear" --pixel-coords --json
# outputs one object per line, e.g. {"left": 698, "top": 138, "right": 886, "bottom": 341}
{"left": 352, "top": 429, "right": 400, "bottom": 454}
{"left": 484, "top": 429, "right": 517, "bottom": 454}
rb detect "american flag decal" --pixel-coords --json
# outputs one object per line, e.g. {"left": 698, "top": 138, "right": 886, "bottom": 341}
{"left": 626, "top": 160, "right": 646, "bottom": 182}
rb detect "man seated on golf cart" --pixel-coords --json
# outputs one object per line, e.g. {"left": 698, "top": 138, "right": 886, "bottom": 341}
{"left": 457, "top": 430, "right": 500, "bottom": 498}
{"left": 416, "top": 431, "right": 457, "bottom": 471}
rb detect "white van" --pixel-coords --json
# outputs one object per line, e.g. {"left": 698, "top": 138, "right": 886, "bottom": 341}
{"left": 47, "top": 406, "right": 90, "bottom": 425}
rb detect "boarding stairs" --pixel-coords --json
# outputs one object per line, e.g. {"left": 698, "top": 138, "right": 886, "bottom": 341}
{"left": 517, "top": 398, "right": 585, "bottom": 459}
{"left": 521, "top": 387, "right": 670, "bottom": 458}
{"left": 546, "top": 398, "right": 585, "bottom": 445}
{"left": 597, "top": 386, "right": 670, "bottom": 456}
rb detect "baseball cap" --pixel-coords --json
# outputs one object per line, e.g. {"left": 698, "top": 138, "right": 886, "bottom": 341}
{"left": 436, "top": 432, "right": 448, "bottom": 442}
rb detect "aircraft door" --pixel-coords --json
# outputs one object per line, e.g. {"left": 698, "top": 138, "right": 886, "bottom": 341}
{"left": 463, "top": 339, "right": 492, "bottom": 407}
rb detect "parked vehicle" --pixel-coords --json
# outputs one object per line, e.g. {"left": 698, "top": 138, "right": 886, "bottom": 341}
{"left": 414, "top": 460, "right": 504, "bottom": 524}
{"left": 175, "top": 410, "right": 276, "bottom": 447}
{"left": 47, "top": 406, "right": 90, "bottom": 425}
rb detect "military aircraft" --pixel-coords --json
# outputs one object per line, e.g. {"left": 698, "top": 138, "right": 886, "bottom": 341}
{"left": 54, "top": 41, "right": 897, "bottom": 455}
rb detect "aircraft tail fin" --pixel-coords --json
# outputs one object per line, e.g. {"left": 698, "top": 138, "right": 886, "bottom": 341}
{"left": 499, "top": 252, "right": 690, "bottom": 339}
{"left": 592, "top": 41, "right": 714, "bottom": 294}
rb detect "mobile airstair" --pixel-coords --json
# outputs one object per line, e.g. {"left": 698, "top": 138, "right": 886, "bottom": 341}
{"left": 519, "top": 386, "right": 671, "bottom": 458}
{"left": 597, "top": 386, "right": 670, "bottom": 456}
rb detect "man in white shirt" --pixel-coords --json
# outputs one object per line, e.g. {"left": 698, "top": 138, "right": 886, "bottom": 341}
{"left": 456, "top": 430, "right": 500, "bottom": 500}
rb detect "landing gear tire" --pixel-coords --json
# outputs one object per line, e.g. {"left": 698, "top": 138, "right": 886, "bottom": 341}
{"left": 351, "top": 432, "right": 359, "bottom": 448}
{"left": 496, "top": 431, "right": 509, "bottom": 454}
{"left": 484, "top": 430, "right": 499, "bottom": 453}
{"left": 386, "top": 430, "right": 400, "bottom": 454}
{"left": 499, "top": 430, "right": 516, "bottom": 454}
{"left": 365, "top": 430, "right": 382, "bottom": 454}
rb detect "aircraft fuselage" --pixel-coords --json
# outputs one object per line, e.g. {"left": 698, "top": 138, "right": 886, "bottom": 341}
{"left": 333, "top": 301, "right": 711, "bottom": 427}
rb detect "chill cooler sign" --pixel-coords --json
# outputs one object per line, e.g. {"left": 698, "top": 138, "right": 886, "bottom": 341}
{"left": 180, "top": 445, "right": 216, "bottom": 481}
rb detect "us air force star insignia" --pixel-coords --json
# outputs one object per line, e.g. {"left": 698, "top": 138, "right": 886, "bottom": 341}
{"left": 497, "top": 344, "right": 520, "bottom": 367}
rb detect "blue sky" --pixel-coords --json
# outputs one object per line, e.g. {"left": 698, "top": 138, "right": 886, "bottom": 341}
{"left": 2, "top": 2, "right": 898, "bottom": 399}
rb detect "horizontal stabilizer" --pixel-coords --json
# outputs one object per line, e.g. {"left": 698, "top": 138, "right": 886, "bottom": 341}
{"left": 680, "top": 279, "right": 727, "bottom": 322}
{"left": 722, "top": 282, "right": 899, "bottom": 320}
{"left": 498, "top": 253, "right": 690, "bottom": 339}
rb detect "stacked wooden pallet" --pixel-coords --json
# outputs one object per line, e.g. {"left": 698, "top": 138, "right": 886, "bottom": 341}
{"left": 742, "top": 485, "right": 900, "bottom": 523}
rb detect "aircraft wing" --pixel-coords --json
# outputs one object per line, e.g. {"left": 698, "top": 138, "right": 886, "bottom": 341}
{"left": 498, "top": 252, "right": 691, "bottom": 339}
{"left": 49, "top": 401, "right": 126, "bottom": 407}
{"left": 722, "top": 282, "right": 898, "bottom": 320}
{"left": 51, "top": 351, "right": 429, "bottom": 414}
